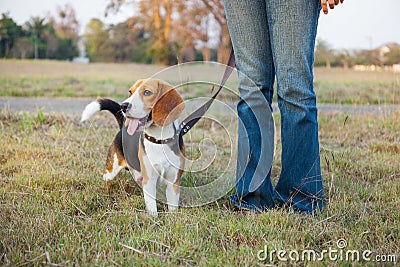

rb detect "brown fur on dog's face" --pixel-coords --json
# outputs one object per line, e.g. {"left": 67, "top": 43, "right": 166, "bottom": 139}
{"left": 124, "top": 79, "right": 185, "bottom": 126}
{"left": 128, "top": 81, "right": 141, "bottom": 97}
{"left": 152, "top": 82, "right": 185, "bottom": 126}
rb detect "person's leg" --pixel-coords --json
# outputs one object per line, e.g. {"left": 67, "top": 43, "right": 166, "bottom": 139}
{"left": 266, "top": 0, "right": 325, "bottom": 212}
{"left": 223, "top": 0, "right": 276, "bottom": 211}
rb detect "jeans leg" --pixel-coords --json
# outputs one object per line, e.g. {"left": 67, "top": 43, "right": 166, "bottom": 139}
{"left": 266, "top": 0, "right": 326, "bottom": 212}
{"left": 223, "top": 0, "right": 276, "bottom": 210}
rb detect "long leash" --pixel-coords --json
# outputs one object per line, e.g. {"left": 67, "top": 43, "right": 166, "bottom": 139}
{"left": 177, "top": 48, "right": 236, "bottom": 138}
{"left": 141, "top": 48, "right": 236, "bottom": 145}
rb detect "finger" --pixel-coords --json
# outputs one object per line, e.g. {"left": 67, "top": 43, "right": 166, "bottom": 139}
{"left": 328, "top": 0, "right": 335, "bottom": 9}
{"left": 334, "top": 0, "right": 339, "bottom": 5}
{"left": 321, "top": 0, "right": 328, "bottom": 14}
{"left": 340, "top": 0, "right": 344, "bottom": 3}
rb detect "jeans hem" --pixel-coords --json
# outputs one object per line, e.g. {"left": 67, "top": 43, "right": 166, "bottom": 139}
{"left": 227, "top": 194, "right": 268, "bottom": 213}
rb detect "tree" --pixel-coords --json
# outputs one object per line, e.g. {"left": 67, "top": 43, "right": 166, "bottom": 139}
{"left": 109, "top": 19, "right": 151, "bottom": 62}
{"left": 197, "top": 0, "right": 230, "bottom": 63}
{"left": 107, "top": 0, "right": 181, "bottom": 64}
{"left": 55, "top": 37, "right": 78, "bottom": 60}
{"left": 335, "top": 49, "right": 353, "bottom": 69}
{"left": 48, "top": 5, "right": 79, "bottom": 60}
{"left": 12, "top": 37, "right": 33, "bottom": 58}
{"left": 173, "top": 1, "right": 211, "bottom": 62}
{"left": 0, "top": 13, "right": 22, "bottom": 58}
{"left": 386, "top": 47, "right": 400, "bottom": 65}
{"left": 106, "top": 0, "right": 231, "bottom": 64}
{"left": 353, "top": 49, "right": 374, "bottom": 65}
{"left": 84, "top": 17, "right": 152, "bottom": 63}
{"left": 25, "top": 16, "right": 46, "bottom": 59}
{"left": 41, "top": 23, "right": 59, "bottom": 58}
{"left": 125, "top": 17, "right": 152, "bottom": 63}
{"left": 53, "top": 3, "right": 79, "bottom": 41}
{"left": 84, "top": 18, "right": 114, "bottom": 61}
{"left": 315, "top": 39, "right": 334, "bottom": 69}
{"left": 137, "top": 0, "right": 177, "bottom": 64}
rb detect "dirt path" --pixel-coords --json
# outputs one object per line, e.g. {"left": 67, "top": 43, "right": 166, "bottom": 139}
{"left": 0, "top": 96, "right": 398, "bottom": 116}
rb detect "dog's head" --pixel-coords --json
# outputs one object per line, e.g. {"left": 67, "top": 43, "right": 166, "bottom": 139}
{"left": 121, "top": 79, "right": 185, "bottom": 135}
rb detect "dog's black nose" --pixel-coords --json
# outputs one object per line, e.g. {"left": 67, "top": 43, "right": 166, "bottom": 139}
{"left": 120, "top": 102, "right": 131, "bottom": 113}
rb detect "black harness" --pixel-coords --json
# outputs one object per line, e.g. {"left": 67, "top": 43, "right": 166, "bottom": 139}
{"left": 144, "top": 49, "right": 236, "bottom": 144}
{"left": 122, "top": 49, "right": 236, "bottom": 171}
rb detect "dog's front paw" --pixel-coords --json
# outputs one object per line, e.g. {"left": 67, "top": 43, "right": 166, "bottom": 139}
{"left": 147, "top": 210, "right": 158, "bottom": 217}
{"left": 168, "top": 205, "right": 179, "bottom": 212}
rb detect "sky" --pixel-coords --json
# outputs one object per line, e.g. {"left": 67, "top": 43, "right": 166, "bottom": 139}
{"left": 1, "top": 0, "right": 400, "bottom": 50}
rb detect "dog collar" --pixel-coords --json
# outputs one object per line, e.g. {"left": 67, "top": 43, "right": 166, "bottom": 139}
{"left": 143, "top": 122, "right": 179, "bottom": 144}
{"left": 143, "top": 132, "right": 178, "bottom": 144}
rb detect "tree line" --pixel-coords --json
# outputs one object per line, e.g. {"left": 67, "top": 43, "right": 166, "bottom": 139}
{"left": 0, "top": 0, "right": 229, "bottom": 65}
{"left": 0, "top": 4, "right": 79, "bottom": 60}
{"left": 315, "top": 39, "right": 400, "bottom": 69}
{"left": 89, "top": 0, "right": 230, "bottom": 64}
{"left": 1, "top": 0, "right": 400, "bottom": 66}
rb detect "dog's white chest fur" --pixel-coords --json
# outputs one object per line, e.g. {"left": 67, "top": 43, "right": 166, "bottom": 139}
{"left": 144, "top": 141, "right": 181, "bottom": 181}
{"left": 143, "top": 122, "right": 181, "bottom": 184}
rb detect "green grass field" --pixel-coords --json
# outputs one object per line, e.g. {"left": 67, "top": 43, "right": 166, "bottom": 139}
{"left": 0, "top": 60, "right": 399, "bottom": 266}
{"left": 1, "top": 60, "right": 399, "bottom": 104}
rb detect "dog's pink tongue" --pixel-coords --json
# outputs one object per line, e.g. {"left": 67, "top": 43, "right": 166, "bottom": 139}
{"left": 127, "top": 119, "right": 139, "bottom": 136}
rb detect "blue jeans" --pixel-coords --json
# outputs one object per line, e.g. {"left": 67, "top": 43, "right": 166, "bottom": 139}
{"left": 223, "top": 0, "right": 326, "bottom": 212}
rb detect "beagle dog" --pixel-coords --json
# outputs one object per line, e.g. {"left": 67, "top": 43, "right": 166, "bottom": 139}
{"left": 81, "top": 79, "right": 185, "bottom": 216}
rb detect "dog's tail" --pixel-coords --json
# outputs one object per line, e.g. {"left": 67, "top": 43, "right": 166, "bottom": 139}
{"left": 81, "top": 98, "right": 124, "bottom": 129}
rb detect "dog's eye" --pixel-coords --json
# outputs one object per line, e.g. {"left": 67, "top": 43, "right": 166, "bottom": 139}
{"left": 142, "top": 90, "right": 152, "bottom": 96}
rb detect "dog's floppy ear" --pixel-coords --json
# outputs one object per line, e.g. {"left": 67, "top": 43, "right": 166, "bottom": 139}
{"left": 152, "top": 81, "right": 184, "bottom": 126}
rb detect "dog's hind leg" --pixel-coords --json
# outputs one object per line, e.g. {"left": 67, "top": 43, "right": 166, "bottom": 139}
{"left": 102, "top": 141, "right": 126, "bottom": 181}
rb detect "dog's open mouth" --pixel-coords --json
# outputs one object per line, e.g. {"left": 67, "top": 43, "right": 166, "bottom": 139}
{"left": 125, "top": 113, "right": 152, "bottom": 136}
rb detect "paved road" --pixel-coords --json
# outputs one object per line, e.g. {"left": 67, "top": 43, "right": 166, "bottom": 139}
{"left": 0, "top": 97, "right": 398, "bottom": 116}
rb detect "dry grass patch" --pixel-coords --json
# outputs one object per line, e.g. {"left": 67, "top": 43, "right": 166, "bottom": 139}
{"left": 0, "top": 108, "right": 399, "bottom": 266}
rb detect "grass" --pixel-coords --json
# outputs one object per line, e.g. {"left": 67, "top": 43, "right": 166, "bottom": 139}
{"left": 0, "top": 60, "right": 164, "bottom": 99}
{"left": 1, "top": 60, "right": 399, "bottom": 104}
{"left": 0, "top": 108, "right": 399, "bottom": 266}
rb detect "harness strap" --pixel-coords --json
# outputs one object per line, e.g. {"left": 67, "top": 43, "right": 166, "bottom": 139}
{"left": 144, "top": 48, "right": 236, "bottom": 144}
{"left": 177, "top": 48, "right": 236, "bottom": 138}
